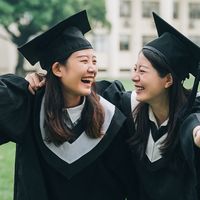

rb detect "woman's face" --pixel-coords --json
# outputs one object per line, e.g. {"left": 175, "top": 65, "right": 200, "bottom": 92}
{"left": 54, "top": 48, "right": 97, "bottom": 105}
{"left": 131, "top": 52, "right": 172, "bottom": 105}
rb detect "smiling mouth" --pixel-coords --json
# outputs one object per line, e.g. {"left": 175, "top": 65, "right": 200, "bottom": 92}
{"left": 81, "top": 79, "right": 92, "bottom": 84}
{"left": 135, "top": 86, "right": 144, "bottom": 91}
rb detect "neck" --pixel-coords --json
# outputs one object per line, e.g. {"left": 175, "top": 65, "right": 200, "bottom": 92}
{"left": 64, "top": 94, "right": 83, "bottom": 108}
{"left": 150, "top": 99, "right": 169, "bottom": 126}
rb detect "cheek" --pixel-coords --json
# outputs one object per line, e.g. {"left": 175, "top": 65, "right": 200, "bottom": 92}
{"left": 142, "top": 75, "right": 165, "bottom": 91}
{"left": 149, "top": 81, "right": 167, "bottom": 97}
{"left": 144, "top": 73, "right": 160, "bottom": 83}
{"left": 139, "top": 74, "right": 150, "bottom": 83}
{"left": 64, "top": 67, "right": 82, "bottom": 79}
{"left": 63, "top": 74, "right": 80, "bottom": 85}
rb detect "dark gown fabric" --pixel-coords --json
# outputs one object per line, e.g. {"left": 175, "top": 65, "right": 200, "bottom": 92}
{"left": 96, "top": 80, "right": 200, "bottom": 200}
{"left": 0, "top": 74, "right": 138, "bottom": 200}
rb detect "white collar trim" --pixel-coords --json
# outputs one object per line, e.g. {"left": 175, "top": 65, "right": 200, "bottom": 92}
{"left": 40, "top": 96, "right": 115, "bottom": 164}
{"left": 62, "top": 97, "right": 85, "bottom": 124}
{"left": 145, "top": 131, "right": 167, "bottom": 162}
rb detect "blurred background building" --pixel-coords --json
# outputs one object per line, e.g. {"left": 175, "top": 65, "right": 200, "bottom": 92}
{"left": 0, "top": 0, "right": 200, "bottom": 78}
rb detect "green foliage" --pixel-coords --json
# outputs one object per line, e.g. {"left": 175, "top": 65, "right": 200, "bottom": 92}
{"left": 83, "top": 0, "right": 108, "bottom": 25}
{"left": 0, "top": 1, "right": 14, "bottom": 25}
{"left": 0, "top": 0, "right": 107, "bottom": 43}
{"left": 0, "top": 0, "right": 107, "bottom": 75}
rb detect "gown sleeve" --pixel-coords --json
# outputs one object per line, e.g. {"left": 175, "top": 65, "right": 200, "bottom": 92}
{"left": 95, "top": 80, "right": 132, "bottom": 116}
{"left": 0, "top": 74, "right": 32, "bottom": 144}
{"left": 179, "top": 113, "right": 200, "bottom": 198}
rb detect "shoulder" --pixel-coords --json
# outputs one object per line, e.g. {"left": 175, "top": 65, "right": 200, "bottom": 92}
{"left": 96, "top": 80, "right": 133, "bottom": 115}
{"left": 99, "top": 95, "right": 127, "bottom": 132}
{"left": 99, "top": 95, "right": 126, "bottom": 121}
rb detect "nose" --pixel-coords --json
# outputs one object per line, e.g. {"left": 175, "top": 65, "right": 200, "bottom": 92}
{"left": 131, "top": 71, "right": 140, "bottom": 82}
{"left": 87, "top": 62, "right": 97, "bottom": 73}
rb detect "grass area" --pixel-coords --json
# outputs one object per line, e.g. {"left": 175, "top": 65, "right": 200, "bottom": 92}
{"left": 0, "top": 77, "right": 198, "bottom": 200}
{"left": 0, "top": 143, "right": 15, "bottom": 200}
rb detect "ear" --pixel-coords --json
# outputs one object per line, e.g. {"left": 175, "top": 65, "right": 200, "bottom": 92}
{"left": 52, "top": 62, "right": 62, "bottom": 77}
{"left": 165, "top": 73, "right": 173, "bottom": 88}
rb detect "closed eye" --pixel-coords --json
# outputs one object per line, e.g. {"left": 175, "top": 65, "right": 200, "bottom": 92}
{"left": 80, "top": 59, "right": 88, "bottom": 64}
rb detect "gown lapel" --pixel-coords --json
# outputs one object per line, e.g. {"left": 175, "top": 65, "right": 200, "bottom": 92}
{"left": 34, "top": 90, "right": 126, "bottom": 179}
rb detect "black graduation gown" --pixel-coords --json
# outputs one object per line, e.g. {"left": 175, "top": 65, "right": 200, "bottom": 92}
{"left": 0, "top": 74, "right": 138, "bottom": 200}
{"left": 96, "top": 80, "right": 200, "bottom": 200}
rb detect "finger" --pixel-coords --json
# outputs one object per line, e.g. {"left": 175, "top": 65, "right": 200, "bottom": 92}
{"left": 26, "top": 73, "right": 42, "bottom": 92}
{"left": 25, "top": 73, "right": 38, "bottom": 87}
{"left": 32, "top": 73, "right": 42, "bottom": 87}
{"left": 38, "top": 72, "right": 46, "bottom": 80}
{"left": 193, "top": 126, "right": 200, "bottom": 148}
{"left": 194, "top": 133, "right": 200, "bottom": 148}
{"left": 28, "top": 85, "right": 35, "bottom": 95}
{"left": 193, "top": 126, "right": 200, "bottom": 137}
{"left": 30, "top": 77, "right": 39, "bottom": 90}
{"left": 38, "top": 78, "right": 46, "bottom": 87}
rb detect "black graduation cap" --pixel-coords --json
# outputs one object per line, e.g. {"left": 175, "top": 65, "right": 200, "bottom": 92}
{"left": 144, "top": 12, "right": 200, "bottom": 122}
{"left": 144, "top": 12, "right": 200, "bottom": 81}
{"left": 18, "top": 10, "right": 93, "bottom": 71}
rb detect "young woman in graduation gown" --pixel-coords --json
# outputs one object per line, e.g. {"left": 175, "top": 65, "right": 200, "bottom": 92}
{"left": 0, "top": 11, "right": 138, "bottom": 200}
{"left": 96, "top": 13, "right": 200, "bottom": 200}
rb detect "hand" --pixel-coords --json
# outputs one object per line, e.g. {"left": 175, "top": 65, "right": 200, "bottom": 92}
{"left": 25, "top": 72, "right": 46, "bottom": 95}
{"left": 193, "top": 126, "right": 200, "bottom": 148}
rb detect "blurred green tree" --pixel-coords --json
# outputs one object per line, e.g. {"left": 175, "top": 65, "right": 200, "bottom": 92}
{"left": 0, "top": 0, "right": 107, "bottom": 75}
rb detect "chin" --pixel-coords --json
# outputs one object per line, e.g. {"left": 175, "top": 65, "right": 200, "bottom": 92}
{"left": 136, "top": 95, "right": 145, "bottom": 103}
{"left": 81, "top": 89, "right": 92, "bottom": 96}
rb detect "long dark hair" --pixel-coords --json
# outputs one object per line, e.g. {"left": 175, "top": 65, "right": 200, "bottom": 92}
{"left": 129, "top": 48, "right": 190, "bottom": 159}
{"left": 43, "top": 59, "right": 105, "bottom": 145}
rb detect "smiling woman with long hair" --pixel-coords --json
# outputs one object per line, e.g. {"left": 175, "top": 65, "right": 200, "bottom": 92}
{"left": 0, "top": 10, "right": 138, "bottom": 200}
{"left": 95, "top": 12, "right": 200, "bottom": 200}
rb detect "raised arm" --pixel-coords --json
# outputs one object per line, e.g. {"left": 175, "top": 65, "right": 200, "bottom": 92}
{"left": 0, "top": 74, "right": 32, "bottom": 144}
{"left": 95, "top": 80, "right": 132, "bottom": 116}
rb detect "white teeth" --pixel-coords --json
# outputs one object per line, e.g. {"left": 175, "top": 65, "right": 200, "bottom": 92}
{"left": 136, "top": 86, "right": 144, "bottom": 91}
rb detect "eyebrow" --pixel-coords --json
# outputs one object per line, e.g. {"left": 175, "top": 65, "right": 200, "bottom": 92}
{"left": 76, "top": 55, "right": 96, "bottom": 59}
{"left": 140, "top": 65, "right": 149, "bottom": 68}
{"left": 135, "top": 64, "right": 149, "bottom": 69}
